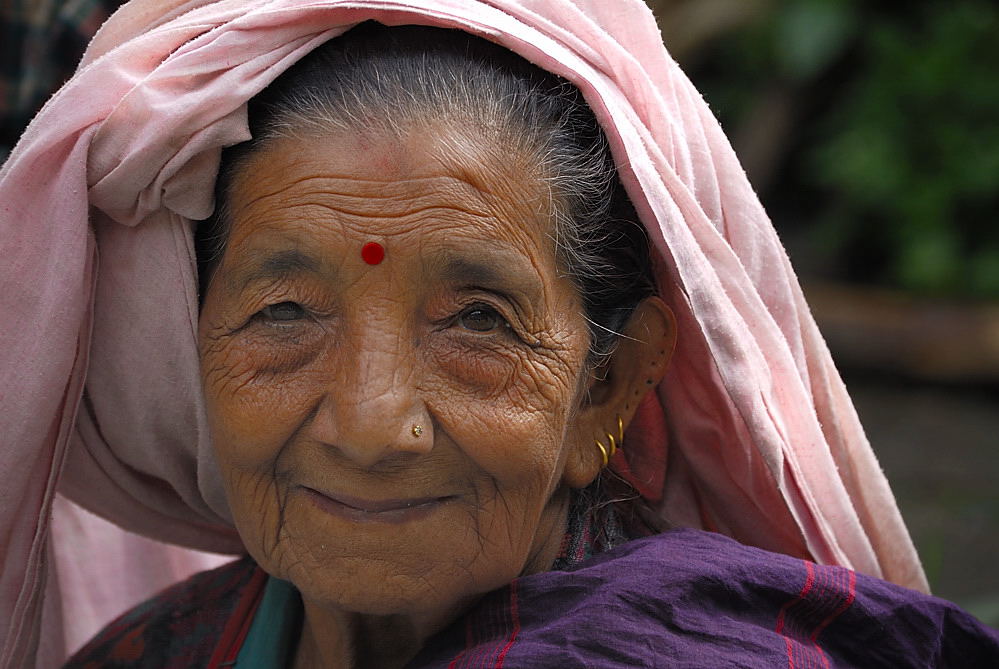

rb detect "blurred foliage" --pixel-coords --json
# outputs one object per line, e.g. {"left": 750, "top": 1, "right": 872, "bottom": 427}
{"left": 674, "top": 0, "right": 999, "bottom": 298}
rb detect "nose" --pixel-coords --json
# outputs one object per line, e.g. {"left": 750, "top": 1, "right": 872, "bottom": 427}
{"left": 309, "top": 329, "right": 431, "bottom": 467}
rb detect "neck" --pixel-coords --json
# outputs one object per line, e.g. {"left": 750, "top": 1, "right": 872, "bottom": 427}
{"left": 291, "top": 488, "right": 573, "bottom": 669}
{"left": 293, "top": 606, "right": 441, "bottom": 669}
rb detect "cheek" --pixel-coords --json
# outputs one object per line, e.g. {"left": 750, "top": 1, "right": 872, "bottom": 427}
{"left": 425, "top": 333, "right": 517, "bottom": 398}
{"left": 201, "top": 339, "right": 328, "bottom": 569}
{"left": 423, "top": 335, "right": 579, "bottom": 495}
{"left": 201, "top": 307, "right": 328, "bottom": 409}
{"left": 200, "top": 331, "right": 328, "bottom": 477}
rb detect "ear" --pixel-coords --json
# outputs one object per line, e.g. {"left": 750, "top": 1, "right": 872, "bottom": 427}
{"left": 562, "top": 296, "right": 676, "bottom": 489}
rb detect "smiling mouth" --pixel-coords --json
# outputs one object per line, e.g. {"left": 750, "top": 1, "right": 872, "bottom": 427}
{"left": 302, "top": 487, "right": 450, "bottom": 524}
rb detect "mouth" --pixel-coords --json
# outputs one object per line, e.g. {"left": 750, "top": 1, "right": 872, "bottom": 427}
{"left": 302, "top": 487, "right": 451, "bottom": 524}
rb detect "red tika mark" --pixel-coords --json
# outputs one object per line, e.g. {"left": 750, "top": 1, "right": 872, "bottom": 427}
{"left": 777, "top": 561, "right": 857, "bottom": 669}
{"left": 361, "top": 241, "right": 385, "bottom": 265}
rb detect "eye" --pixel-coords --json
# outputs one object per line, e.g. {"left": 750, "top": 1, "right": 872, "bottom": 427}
{"left": 260, "top": 301, "right": 306, "bottom": 322}
{"left": 457, "top": 304, "right": 507, "bottom": 333}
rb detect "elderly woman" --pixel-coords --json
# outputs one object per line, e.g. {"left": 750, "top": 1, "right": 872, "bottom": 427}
{"left": 1, "top": 1, "right": 997, "bottom": 667}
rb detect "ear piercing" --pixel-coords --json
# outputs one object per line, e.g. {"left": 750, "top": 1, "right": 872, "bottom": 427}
{"left": 595, "top": 414, "right": 625, "bottom": 468}
{"left": 594, "top": 439, "right": 610, "bottom": 468}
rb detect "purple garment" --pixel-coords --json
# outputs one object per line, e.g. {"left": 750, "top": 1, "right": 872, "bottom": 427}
{"left": 410, "top": 529, "right": 999, "bottom": 668}
{"left": 66, "top": 527, "right": 998, "bottom": 667}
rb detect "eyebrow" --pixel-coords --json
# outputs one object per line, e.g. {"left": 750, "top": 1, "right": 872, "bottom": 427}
{"left": 438, "top": 252, "right": 543, "bottom": 303}
{"left": 231, "top": 248, "right": 325, "bottom": 292}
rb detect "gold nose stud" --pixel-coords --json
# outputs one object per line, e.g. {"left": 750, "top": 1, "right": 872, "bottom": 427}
{"left": 411, "top": 425, "right": 424, "bottom": 438}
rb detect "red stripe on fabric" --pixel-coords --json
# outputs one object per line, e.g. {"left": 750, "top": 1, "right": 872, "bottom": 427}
{"left": 468, "top": 595, "right": 496, "bottom": 668}
{"left": 494, "top": 581, "right": 520, "bottom": 668}
{"left": 479, "top": 591, "right": 505, "bottom": 668}
{"left": 575, "top": 520, "right": 590, "bottom": 563}
{"left": 207, "top": 567, "right": 268, "bottom": 668}
{"left": 777, "top": 562, "right": 855, "bottom": 669}
{"left": 777, "top": 560, "right": 815, "bottom": 634}
{"left": 811, "top": 569, "right": 856, "bottom": 641}
{"left": 816, "top": 644, "right": 830, "bottom": 669}
{"left": 793, "top": 565, "right": 832, "bottom": 638}
{"left": 447, "top": 616, "right": 475, "bottom": 669}
{"left": 476, "top": 587, "right": 506, "bottom": 668}
{"left": 555, "top": 531, "right": 570, "bottom": 561}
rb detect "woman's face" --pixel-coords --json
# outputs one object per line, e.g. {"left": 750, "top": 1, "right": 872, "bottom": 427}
{"left": 198, "top": 126, "right": 599, "bottom": 622}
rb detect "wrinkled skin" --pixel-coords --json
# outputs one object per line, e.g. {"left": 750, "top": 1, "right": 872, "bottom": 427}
{"left": 198, "top": 126, "right": 673, "bottom": 669}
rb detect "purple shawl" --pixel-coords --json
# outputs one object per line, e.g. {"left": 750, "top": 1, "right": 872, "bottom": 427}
{"left": 412, "top": 529, "right": 997, "bottom": 668}
{"left": 66, "top": 529, "right": 998, "bottom": 668}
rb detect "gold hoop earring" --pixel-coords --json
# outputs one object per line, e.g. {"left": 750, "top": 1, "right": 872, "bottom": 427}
{"left": 617, "top": 415, "right": 624, "bottom": 444}
{"left": 595, "top": 439, "right": 610, "bottom": 468}
{"left": 605, "top": 432, "right": 617, "bottom": 459}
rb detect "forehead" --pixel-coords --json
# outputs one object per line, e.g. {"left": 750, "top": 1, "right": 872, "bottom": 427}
{"left": 225, "top": 127, "right": 558, "bottom": 261}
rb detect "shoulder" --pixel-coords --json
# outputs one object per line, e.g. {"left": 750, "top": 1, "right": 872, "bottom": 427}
{"left": 413, "top": 530, "right": 999, "bottom": 669}
{"left": 568, "top": 530, "right": 999, "bottom": 668}
{"left": 64, "top": 555, "right": 260, "bottom": 669}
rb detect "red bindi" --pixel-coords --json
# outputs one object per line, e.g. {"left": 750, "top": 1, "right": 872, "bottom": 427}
{"left": 361, "top": 241, "right": 385, "bottom": 265}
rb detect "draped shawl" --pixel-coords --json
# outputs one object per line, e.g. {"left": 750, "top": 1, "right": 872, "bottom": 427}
{"left": 0, "top": 1, "right": 927, "bottom": 666}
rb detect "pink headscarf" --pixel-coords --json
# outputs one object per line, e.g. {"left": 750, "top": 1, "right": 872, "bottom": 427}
{"left": 0, "top": 0, "right": 927, "bottom": 666}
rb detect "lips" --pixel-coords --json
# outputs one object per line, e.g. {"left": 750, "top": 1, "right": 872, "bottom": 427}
{"left": 302, "top": 486, "right": 450, "bottom": 524}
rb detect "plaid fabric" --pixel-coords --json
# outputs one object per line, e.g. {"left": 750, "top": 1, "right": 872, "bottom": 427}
{"left": 0, "top": 0, "right": 125, "bottom": 161}
{"left": 63, "top": 556, "right": 258, "bottom": 669}
{"left": 551, "top": 481, "right": 631, "bottom": 571}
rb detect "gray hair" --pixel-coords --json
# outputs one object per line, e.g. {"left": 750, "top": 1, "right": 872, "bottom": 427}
{"left": 196, "top": 22, "right": 655, "bottom": 364}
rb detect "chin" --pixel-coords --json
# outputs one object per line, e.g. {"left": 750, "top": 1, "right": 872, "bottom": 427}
{"left": 273, "top": 535, "right": 520, "bottom": 621}
{"left": 287, "top": 556, "right": 474, "bottom": 619}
